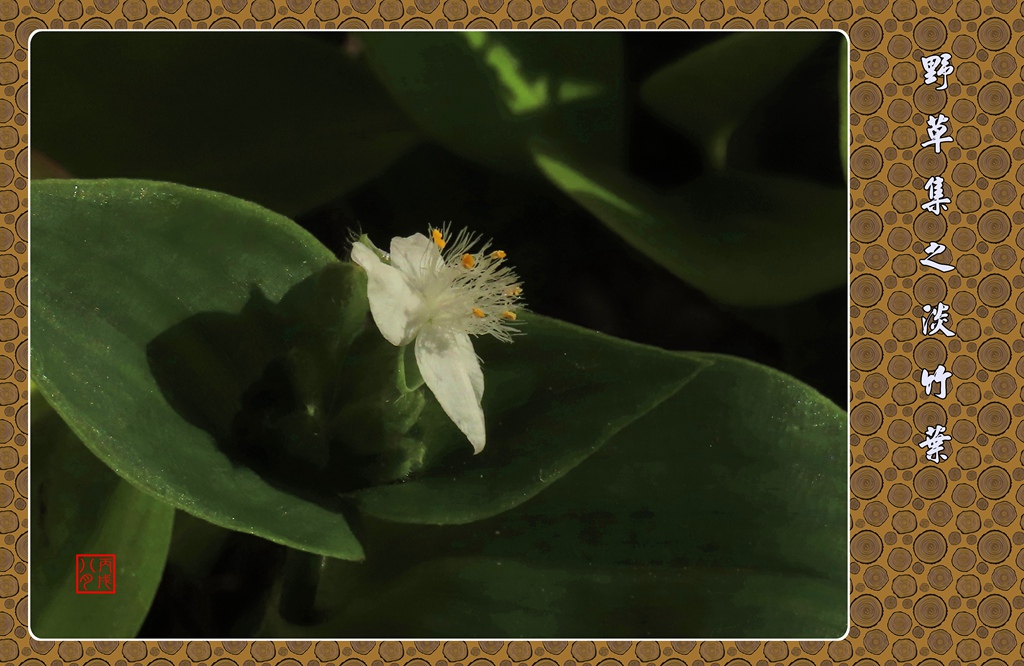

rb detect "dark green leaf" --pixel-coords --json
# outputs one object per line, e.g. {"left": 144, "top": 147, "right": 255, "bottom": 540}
{"left": 445, "top": 352, "right": 848, "bottom": 585}
{"left": 349, "top": 314, "right": 709, "bottom": 525}
{"left": 360, "top": 32, "right": 625, "bottom": 172}
{"left": 640, "top": 33, "right": 829, "bottom": 169}
{"left": 327, "top": 557, "right": 843, "bottom": 638}
{"left": 30, "top": 389, "right": 175, "bottom": 638}
{"left": 265, "top": 353, "right": 846, "bottom": 638}
{"left": 533, "top": 148, "right": 846, "bottom": 307}
{"left": 30, "top": 32, "right": 419, "bottom": 218}
{"left": 31, "top": 179, "right": 367, "bottom": 560}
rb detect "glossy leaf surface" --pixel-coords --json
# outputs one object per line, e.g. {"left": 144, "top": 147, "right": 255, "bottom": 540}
{"left": 534, "top": 148, "right": 846, "bottom": 308}
{"left": 350, "top": 315, "right": 710, "bottom": 524}
{"left": 361, "top": 32, "right": 625, "bottom": 172}
{"left": 30, "top": 391, "right": 175, "bottom": 638}
{"left": 32, "top": 179, "right": 367, "bottom": 560}
{"left": 265, "top": 355, "right": 846, "bottom": 638}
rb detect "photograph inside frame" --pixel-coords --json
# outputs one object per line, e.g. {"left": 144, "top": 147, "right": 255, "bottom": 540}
{"left": 28, "top": 29, "right": 848, "bottom": 639}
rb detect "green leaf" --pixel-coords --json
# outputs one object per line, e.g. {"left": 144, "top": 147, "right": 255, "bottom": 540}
{"left": 360, "top": 32, "right": 625, "bottom": 172}
{"left": 30, "top": 389, "right": 174, "bottom": 638}
{"left": 267, "top": 353, "right": 846, "bottom": 638}
{"left": 30, "top": 32, "right": 419, "bottom": 218}
{"left": 326, "top": 557, "right": 843, "bottom": 638}
{"left": 349, "top": 314, "right": 709, "bottom": 525}
{"left": 31, "top": 179, "right": 367, "bottom": 561}
{"left": 533, "top": 147, "right": 846, "bottom": 308}
{"left": 640, "top": 33, "right": 829, "bottom": 170}
{"left": 454, "top": 353, "right": 848, "bottom": 583}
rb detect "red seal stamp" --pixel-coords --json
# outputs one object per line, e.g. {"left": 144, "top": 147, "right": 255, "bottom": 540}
{"left": 75, "top": 554, "right": 116, "bottom": 594}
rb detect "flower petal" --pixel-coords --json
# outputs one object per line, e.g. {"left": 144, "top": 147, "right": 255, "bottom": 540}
{"left": 415, "top": 326, "right": 486, "bottom": 453}
{"left": 390, "top": 233, "right": 443, "bottom": 286}
{"left": 351, "top": 241, "right": 423, "bottom": 346}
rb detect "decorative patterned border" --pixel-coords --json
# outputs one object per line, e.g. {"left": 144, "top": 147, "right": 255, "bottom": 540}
{"left": 13, "top": 1, "right": 1024, "bottom": 663}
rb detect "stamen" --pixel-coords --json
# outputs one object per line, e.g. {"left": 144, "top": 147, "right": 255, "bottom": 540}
{"left": 432, "top": 229, "right": 446, "bottom": 249}
{"left": 472, "top": 307, "right": 486, "bottom": 318}
{"left": 461, "top": 253, "right": 476, "bottom": 269}
{"left": 491, "top": 250, "right": 506, "bottom": 260}
{"left": 505, "top": 286, "right": 523, "bottom": 296}
{"left": 501, "top": 311, "right": 517, "bottom": 321}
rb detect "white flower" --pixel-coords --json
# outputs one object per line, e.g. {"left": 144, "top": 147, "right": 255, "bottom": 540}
{"left": 350, "top": 225, "right": 524, "bottom": 454}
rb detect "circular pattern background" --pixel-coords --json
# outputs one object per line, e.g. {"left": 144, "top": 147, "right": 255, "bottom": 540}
{"left": 10, "top": 3, "right": 1024, "bottom": 666}
{"left": 848, "top": 4, "right": 1024, "bottom": 666}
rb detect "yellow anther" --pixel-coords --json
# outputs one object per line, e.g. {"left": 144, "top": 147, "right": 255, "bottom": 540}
{"left": 462, "top": 253, "right": 476, "bottom": 269}
{"left": 501, "top": 311, "right": 517, "bottom": 321}
{"left": 472, "top": 307, "right": 485, "bottom": 318}
{"left": 505, "top": 286, "right": 523, "bottom": 296}
{"left": 431, "top": 229, "right": 446, "bottom": 249}
{"left": 491, "top": 250, "right": 506, "bottom": 260}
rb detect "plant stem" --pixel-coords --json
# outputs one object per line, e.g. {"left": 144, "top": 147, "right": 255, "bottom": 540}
{"left": 278, "top": 549, "right": 325, "bottom": 625}
{"left": 397, "top": 344, "right": 424, "bottom": 393}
